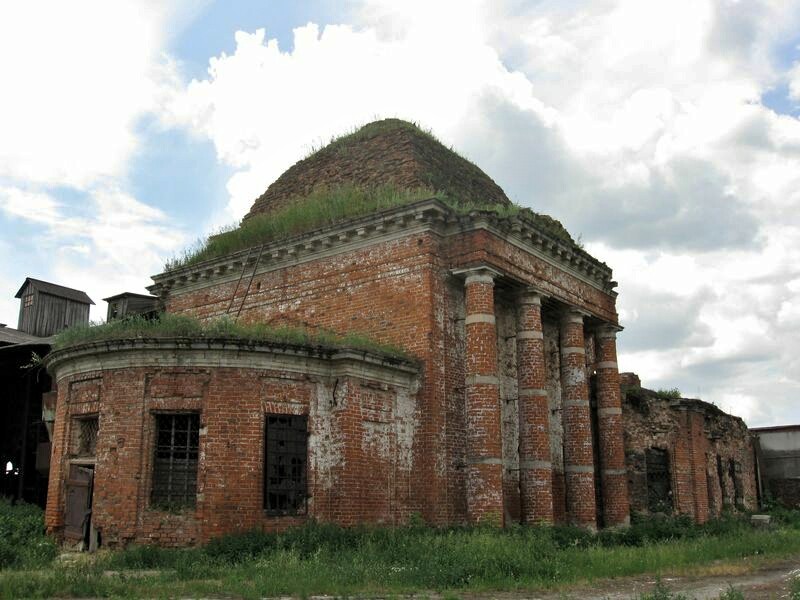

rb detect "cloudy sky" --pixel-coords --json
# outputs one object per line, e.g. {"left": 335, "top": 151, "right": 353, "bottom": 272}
{"left": 1, "top": 0, "right": 799, "bottom": 426}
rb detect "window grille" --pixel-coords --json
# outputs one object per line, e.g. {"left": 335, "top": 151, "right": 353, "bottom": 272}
{"left": 645, "top": 448, "right": 672, "bottom": 513}
{"left": 151, "top": 413, "right": 199, "bottom": 509}
{"left": 71, "top": 416, "right": 98, "bottom": 458}
{"left": 23, "top": 294, "right": 33, "bottom": 308}
{"left": 264, "top": 414, "right": 308, "bottom": 515}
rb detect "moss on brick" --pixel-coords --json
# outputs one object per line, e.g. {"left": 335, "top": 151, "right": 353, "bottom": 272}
{"left": 53, "top": 313, "right": 410, "bottom": 359}
{"left": 166, "top": 185, "right": 441, "bottom": 269}
{"left": 245, "top": 118, "right": 512, "bottom": 218}
{"left": 164, "top": 119, "right": 577, "bottom": 271}
{"left": 165, "top": 185, "right": 575, "bottom": 271}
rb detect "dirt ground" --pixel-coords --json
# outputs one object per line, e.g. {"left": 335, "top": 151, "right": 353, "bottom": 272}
{"left": 458, "top": 556, "right": 800, "bottom": 600}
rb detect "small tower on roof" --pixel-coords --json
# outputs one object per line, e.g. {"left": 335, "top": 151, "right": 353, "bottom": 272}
{"left": 15, "top": 278, "right": 93, "bottom": 337}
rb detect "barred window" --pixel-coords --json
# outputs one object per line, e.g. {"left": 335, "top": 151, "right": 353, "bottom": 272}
{"left": 151, "top": 413, "right": 199, "bottom": 510}
{"left": 264, "top": 414, "right": 308, "bottom": 515}
{"left": 71, "top": 416, "right": 98, "bottom": 458}
{"left": 646, "top": 447, "right": 672, "bottom": 513}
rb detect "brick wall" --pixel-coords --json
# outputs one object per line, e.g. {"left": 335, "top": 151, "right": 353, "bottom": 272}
{"left": 45, "top": 342, "right": 418, "bottom": 546}
{"left": 244, "top": 120, "right": 511, "bottom": 219}
{"left": 622, "top": 384, "right": 757, "bottom": 522}
{"left": 163, "top": 227, "right": 620, "bottom": 525}
{"left": 166, "top": 233, "right": 448, "bottom": 520}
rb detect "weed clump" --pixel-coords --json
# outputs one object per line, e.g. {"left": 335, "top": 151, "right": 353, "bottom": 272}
{"left": 51, "top": 313, "right": 409, "bottom": 360}
{"left": 2, "top": 510, "right": 800, "bottom": 596}
{"left": 166, "top": 185, "right": 441, "bottom": 270}
{"left": 0, "top": 498, "right": 57, "bottom": 569}
{"left": 163, "top": 183, "right": 576, "bottom": 271}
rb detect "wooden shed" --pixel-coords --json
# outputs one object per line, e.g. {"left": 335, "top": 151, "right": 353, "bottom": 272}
{"left": 103, "top": 292, "right": 159, "bottom": 321}
{"left": 15, "top": 278, "right": 94, "bottom": 337}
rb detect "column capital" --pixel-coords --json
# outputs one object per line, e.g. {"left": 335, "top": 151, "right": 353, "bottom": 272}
{"left": 596, "top": 323, "right": 624, "bottom": 339}
{"left": 560, "top": 306, "right": 590, "bottom": 325}
{"left": 517, "top": 286, "right": 545, "bottom": 305}
{"left": 452, "top": 265, "right": 503, "bottom": 286}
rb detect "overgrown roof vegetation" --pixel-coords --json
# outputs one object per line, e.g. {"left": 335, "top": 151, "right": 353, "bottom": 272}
{"left": 166, "top": 185, "right": 439, "bottom": 270}
{"left": 165, "top": 183, "right": 575, "bottom": 271}
{"left": 52, "top": 313, "right": 410, "bottom": 359}
{"left": 303, "top": 118, "right": 444, "bottom": 159}
{"left": 163, "top": 119, "right": 577, "bottom": 272}
{"left": 244, "top": 118, "right": 512, "bottom": 219}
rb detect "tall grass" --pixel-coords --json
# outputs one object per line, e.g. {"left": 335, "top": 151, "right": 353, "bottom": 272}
{"left": 302, "top": 118, "right": 444, "bottom": 159}
{"left": 165, "top": 185, "right": 442, "bottom": 270}
{"left": 164, "top": 183, "right": 575, "bottom": 271}
{"left": 3, "top": 514, "right": 800, "bottom": 598}
{"left": 0, "top": 499, "right": 57, "bottom": 570}
{"left": 52, "top": 313, "right": 409, "bottom": 359}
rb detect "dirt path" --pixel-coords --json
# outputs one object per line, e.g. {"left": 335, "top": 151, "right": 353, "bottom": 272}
{"left": 460, "top": 556, "right": 800, "bottom": 599}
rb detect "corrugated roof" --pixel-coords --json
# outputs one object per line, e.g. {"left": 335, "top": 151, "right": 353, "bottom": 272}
{"left": 14, "top": 278, "right": 94, "bottom": 305}
{"left": 0, "top": 325, "right": 51, "bottom": 346}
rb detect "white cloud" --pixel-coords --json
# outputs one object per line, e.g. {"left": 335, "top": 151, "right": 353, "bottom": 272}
{"left": 0, "top": 2, "right": 193, "bottom": 188}
{"left": 157, "top": 0, "right": 800, "bottom": 427}
{"left": 163, "top": 17, "right": 549, "bottom": 220}
{"left": 789, "top": 60, "right": 800, "bottom": 101}
{"left": 0, "top": 1, "right": 204, "bottom": 321}
{"left": 1, "top": 0, "right": 796, "bottom": 426}
{"left": 0, "top": 186, "right": 185, "bottom": 320}
{"left": 1, "top": 188, "right": 62, "bottom": 224}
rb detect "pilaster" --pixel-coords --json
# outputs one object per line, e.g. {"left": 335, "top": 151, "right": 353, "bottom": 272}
{"left": 516, "top": 288, "right": 554, "bottom": 524}
{"left": 595, "top": 324, "right": 630, "bottom": 527}
{"left": 462, "top": 267, "right": 504, "bottom": 525}
{"left": 560, "top": 308, "right": 596, "bottom": 530}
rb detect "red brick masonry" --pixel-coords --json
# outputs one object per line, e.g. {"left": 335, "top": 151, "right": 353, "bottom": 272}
{"left": 45, "top": 339, "right": 419, "bottom": 547}
{"left": 42, "top": 198, "right": 755, "bottom": 546}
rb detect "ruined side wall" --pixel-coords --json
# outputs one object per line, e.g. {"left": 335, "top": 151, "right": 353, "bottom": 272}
{"left": 45, "top": 345, "right": 418, "bottom": 547}
{"left": 622, "top": 391, "right": 756, "bottom": 522}
{"left": 705, "top": 415, "right": 758, "bottom": 515}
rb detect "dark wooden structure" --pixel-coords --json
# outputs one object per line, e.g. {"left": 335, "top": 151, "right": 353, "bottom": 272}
{"left": 103, "top": 292, "right": 159, "bottom": 321}
{"left": 16, "top": 278, "right": 94, "bottom": 337}
{"left": 2, "top": 278, "right": 92, "bottom": 506}
{"left": 0, "top": 331, "right": 52, "bottom": 505}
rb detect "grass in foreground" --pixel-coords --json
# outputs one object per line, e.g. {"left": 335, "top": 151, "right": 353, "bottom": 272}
{"left": 2, "top": 508, "right": 800, "bottom": 599}
{"left": 51, "top": 313, "right": 410, "bottom": 359}
{"left": 0, "top": 499, "right": 57, "bottom": 570}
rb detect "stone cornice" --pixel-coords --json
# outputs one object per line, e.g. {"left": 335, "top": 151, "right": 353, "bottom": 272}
{"left": 148, "top": 198, "right": 615, "bottom": 298}
{"left": 45, "top": 338, "right": 420, "bottom": 388}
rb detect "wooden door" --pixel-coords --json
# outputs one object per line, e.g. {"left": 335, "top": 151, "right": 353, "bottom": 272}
{"left": 64, "top": 465, "right": 93, "bottom": 541}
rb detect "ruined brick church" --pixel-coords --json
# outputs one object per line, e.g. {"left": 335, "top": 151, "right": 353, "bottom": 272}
{"left": 43, "top": 120, "right": 757, "bottom": 547}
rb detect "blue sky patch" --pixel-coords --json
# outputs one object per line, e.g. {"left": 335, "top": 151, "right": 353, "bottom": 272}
{"left": 128, "top": 116, "right": 232, "bottom": 237}
{"left": 171, "top": 0, "right": 340, "bottom": 81}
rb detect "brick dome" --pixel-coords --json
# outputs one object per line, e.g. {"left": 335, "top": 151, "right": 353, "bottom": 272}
{"left": 244, "top": 119, "right": 511, "bottom": 220}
